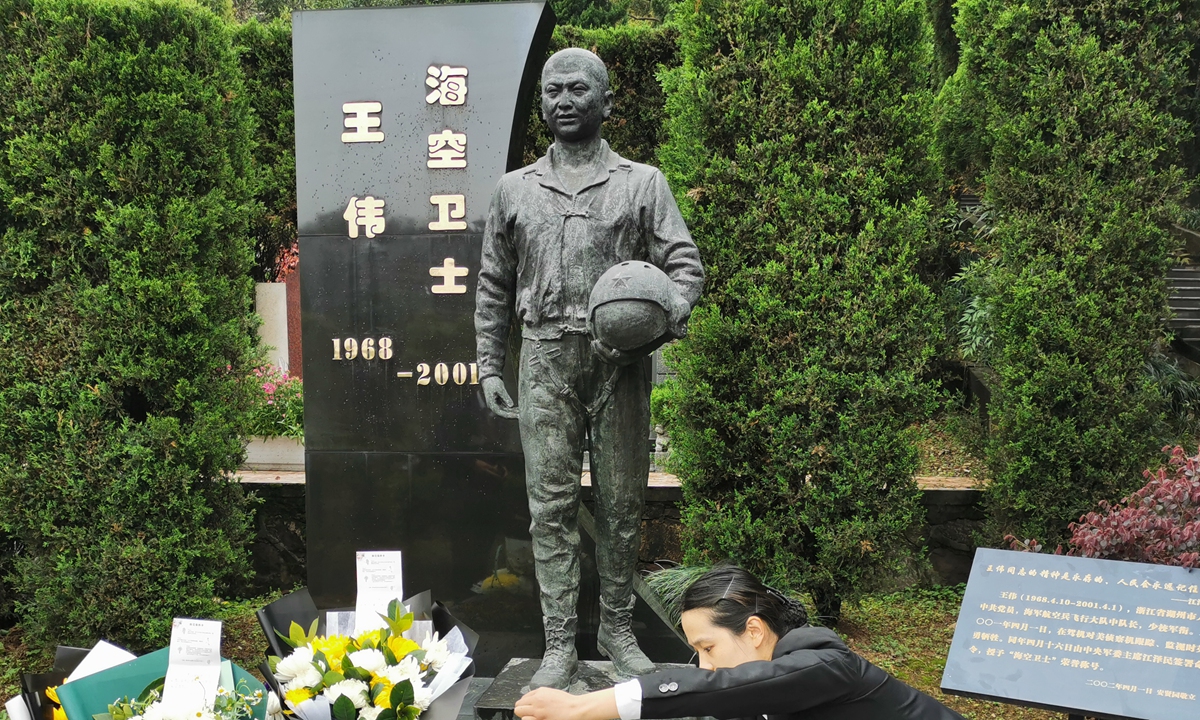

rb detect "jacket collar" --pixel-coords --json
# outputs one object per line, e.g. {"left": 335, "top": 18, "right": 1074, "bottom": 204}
{"left": 533, "top": 139, "right": 621, "bottom": 195}
{"left": 771, "top": 625, "right": 846, "bottom": 659}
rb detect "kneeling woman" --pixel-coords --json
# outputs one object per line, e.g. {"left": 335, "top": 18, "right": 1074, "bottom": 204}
{"left": 516, "top": 566, "right": 964, "bottom": 720}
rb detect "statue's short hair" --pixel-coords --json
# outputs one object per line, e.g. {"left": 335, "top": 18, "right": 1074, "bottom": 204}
{"left": 542, "top": 48, "right": 610, "bottom": 93}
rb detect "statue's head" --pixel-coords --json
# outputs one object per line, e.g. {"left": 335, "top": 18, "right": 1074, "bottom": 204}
{"left": 540, "top": 48, "right": 614, "bottom": 144}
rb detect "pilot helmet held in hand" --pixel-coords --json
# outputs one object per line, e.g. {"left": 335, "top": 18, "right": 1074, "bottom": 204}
{"left": 587, "top": 260, "right": 683, "bottom": 359}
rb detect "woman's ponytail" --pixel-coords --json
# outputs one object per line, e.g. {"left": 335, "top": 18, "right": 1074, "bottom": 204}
{"left": 681, "top": 565, "right": 810, "bottom": 638}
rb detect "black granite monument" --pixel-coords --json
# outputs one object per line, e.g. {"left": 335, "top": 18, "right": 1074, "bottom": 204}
{"left": 293, "top": 3, "right": 691, "bottom": 677}
{"left": 293, "top": 2, "right": 553, "bottom": 674}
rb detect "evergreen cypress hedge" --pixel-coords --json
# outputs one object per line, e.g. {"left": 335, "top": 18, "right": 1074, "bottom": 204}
{"left": 0, "top": 0, "right": 260, "bottom": 648}
{"left": 936, "top": 0, "right": 1200, "bottom": 545}
{"left": 233, "top": 17, "right": 296, "bottom": 281}
{"left": 522, "top": 23, "right": 678, "bottom": 166}
{"left": 656, "top": 0, "right": 944, "bottom": 617}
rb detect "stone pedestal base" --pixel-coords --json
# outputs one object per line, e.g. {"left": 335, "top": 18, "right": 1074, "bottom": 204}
{"left": 474, "top": 658, "right": 695, "bottom": 720}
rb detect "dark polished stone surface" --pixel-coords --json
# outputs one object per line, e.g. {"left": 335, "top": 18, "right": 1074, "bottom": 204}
{"left": 298, "top": 232, "right": 525, "bottom": 453}
{"left": 294, "top": 3, "right": 553, "bottom": 669}
{"left": 943, "top": 549, "right": 1200, "bottom": 720}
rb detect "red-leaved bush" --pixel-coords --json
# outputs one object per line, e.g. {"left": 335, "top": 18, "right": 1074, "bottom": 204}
{"left": 1063, "top": 446, "right": 1200, "bottom": 567}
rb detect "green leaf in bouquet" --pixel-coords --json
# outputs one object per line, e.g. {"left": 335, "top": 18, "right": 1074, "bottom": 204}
{"left": 322, "top": 670, "right": 346, "bottom": 687}
{"left": 268, "top": 655, "right": 282, "bottom": 673}
{"left": 274, "top": 628, "right": 299, "bottom": 649}
{"left": 370, "top": 682, "right": 387, "bottom": 704}
{"left": 408, "top": 649, "right": 426, "bottom": 664}
{"left": 381, "top": 644, "right": 398, "bottom": 665}
{"left": 389, "top": 680, "right": 414, "bottom": 710}
{"left": 289, "top": 619, "right": 320, "bottom": 648}
{"left": 341, "top": 657, "right": 372, "bottom": 682}
{"left": 400, "top": 705, "right": 420, "bottom": 720}
{"left": 332, "top": 695, "right": 357, "bottom": 720}
{"left": 313, "top": 650, "right": 330, "bottom": 672}
{"left": 381, "top": 600, "right": 414, "bottom": 636}
{"left": 376, "top": 709, "right": 397, "bottom": 720}
{"left": 101, "top": 699, "right": 137, "bottom": 720}
{"left": 137, "top": 678, "right": 165, "bottom": 703}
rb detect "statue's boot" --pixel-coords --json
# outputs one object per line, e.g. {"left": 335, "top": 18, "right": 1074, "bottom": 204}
{"left": 530, "top": 615, "right": 579, "bottom": 690}
{"left": 597, "top": 595, "right": 655, "bottom": 678}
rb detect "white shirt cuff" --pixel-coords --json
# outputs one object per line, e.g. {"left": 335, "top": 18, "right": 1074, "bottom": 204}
{"left": 613, "top": 678, "right": 643, "bottom": 720}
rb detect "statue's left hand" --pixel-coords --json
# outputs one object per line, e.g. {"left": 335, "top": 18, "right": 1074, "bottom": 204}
{"left": 667, "top": 293, "right": 692, "bottom": 339}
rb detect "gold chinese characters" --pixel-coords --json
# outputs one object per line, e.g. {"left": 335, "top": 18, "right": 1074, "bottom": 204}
{"left": 430, "top": 258, "right": 469, "bottom": 294}
{"left": 334, "top": 64, "right": 474, "bottom": 297}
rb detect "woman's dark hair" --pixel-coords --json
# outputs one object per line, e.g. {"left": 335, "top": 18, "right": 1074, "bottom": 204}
{"left": 681, "top": 565, "right": 808, "bottom": 638}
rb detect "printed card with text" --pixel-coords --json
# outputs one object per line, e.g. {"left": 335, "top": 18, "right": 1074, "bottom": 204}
{"left": 163, "top": 618, "right": 223, "bottom": 709}
{"left": 354, "top": 551, "right": 404, "bottom": 635}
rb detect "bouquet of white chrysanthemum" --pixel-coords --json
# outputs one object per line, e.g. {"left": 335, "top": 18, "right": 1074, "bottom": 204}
{"left": 268, "top": 600, "right": 471, "bottom": 720}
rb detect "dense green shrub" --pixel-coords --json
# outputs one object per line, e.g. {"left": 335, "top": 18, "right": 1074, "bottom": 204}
{"left": 0, "top": 0, "right": 260, "bottom": 649}
{"left": 656, "top": 0, "right": 945, "bottom": 619}
{"left": 935, "top": 0, "right": 1200, "bottom": 545}
{"left": 233, "top": 17, "right": 297, "bottom": 282}
{"left": 236, "top": 0, "right": 650, "bottom": 28}
{"left": 522, "top": 23, "right": 678, "bottom": 166}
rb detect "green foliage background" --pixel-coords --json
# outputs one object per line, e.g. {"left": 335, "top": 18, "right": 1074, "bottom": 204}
{"left": 0, "top": 0, "right": 260, "bottom": 648}
{"left": 523, "top": 24, "right": 678, "bottom": 166}
{"left": 233, "top": 17, "right": 296, "bottom": 282}
{"left": 654, "top": 0, "right": 946, "bottom": 614}
{"left": 935, "top": 0, "right": 1200, "bottom": 545}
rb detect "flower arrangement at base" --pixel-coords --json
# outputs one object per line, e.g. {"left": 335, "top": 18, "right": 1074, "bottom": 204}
{"left": 268, "top": 600, "right": 471, "bottom": 720}
{"left": 92, "top": 679, "right": 280, "bottom": 720}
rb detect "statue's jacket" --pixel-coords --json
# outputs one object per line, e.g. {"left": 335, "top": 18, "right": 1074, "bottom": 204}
{"left": 475, "top": 141, "right": 704, "bottom": 379}
{"left": 638, "top": 626, "right": 966, "bottom": 720}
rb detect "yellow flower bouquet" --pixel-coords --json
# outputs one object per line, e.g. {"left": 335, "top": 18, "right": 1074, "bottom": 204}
{"left": 267, "top": 600, "right": 472, "bottom": 720}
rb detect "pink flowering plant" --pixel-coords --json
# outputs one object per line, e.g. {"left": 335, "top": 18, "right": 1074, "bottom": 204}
{"left": 248, "top": 364, "right": 304, "bottom": 439}
{"left": 1008, "top": 445, "right": 1200, "bottom": 568}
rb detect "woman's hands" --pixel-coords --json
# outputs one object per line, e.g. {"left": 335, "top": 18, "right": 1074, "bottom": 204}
{"left": 515, "top": 687, "right": 619, "bottom": 720}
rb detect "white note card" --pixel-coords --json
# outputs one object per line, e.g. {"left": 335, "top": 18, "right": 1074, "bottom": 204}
{"left": 66, "top": 640, "right": 138, "bottom": 682}
{"left": 162, "top": 618, "right": 223, "bottom": 709}
{"left": 354, "top": 551, "right": 404, "bottom": 635}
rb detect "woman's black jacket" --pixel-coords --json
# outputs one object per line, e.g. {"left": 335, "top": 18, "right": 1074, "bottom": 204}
{"left": 636, "top": 625, "right": 965, "bottom": 720}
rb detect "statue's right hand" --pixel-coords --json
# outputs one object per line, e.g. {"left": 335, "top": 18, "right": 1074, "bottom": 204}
{"left": 481, "top": 375, "right": 519, "bottom": 419}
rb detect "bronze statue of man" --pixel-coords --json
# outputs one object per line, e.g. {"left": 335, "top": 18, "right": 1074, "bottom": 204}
{"left": 474, "top": 48, "right": 703, "bottom": 689}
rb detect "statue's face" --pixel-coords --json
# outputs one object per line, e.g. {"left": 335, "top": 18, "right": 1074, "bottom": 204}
{"left": 540, "top": 57, "right": 613, "bottom": 143}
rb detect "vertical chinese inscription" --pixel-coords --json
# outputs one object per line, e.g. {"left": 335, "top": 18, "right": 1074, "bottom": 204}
{"left": 425, "top": 64, "right": 470, "bottom": 292}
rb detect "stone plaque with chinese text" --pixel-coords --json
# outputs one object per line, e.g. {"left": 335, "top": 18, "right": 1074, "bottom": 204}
{"left": 942, "top": 548, "right": 1200, "bottom": 719}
